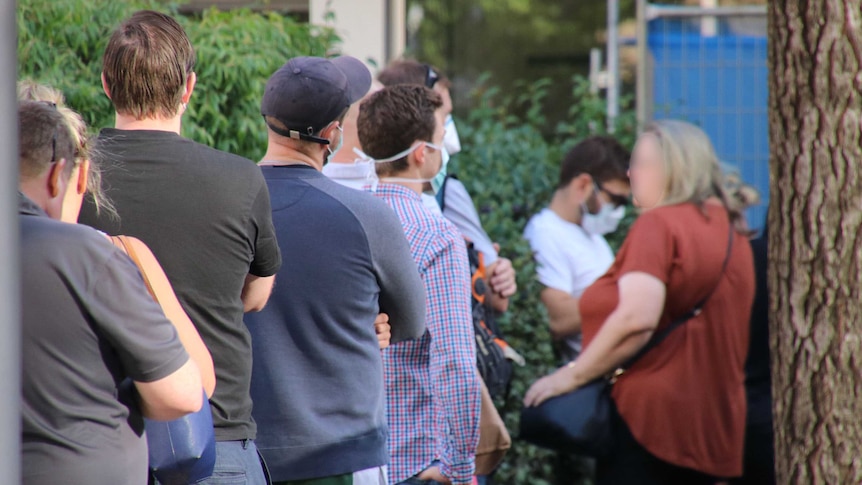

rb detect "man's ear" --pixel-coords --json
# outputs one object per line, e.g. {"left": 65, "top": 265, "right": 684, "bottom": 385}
{"left": 412, "top": 141, "right": 427, "bottom": 169}
{"left": 566, "top": 172, "right": 590, "bottom": 192}
{"left": 47, "top": 159, "right": 69, "bottom": 198}
{"left": 320, "top": 120, "right": 339, "bottom": 141}
{"left": 182, "top": 72, "right": 197, "bottom": 104}
{"left": 101, "top": 72, "right": 111, "bottom": 100}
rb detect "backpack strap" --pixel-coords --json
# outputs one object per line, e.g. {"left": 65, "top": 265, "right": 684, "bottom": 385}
{"left": 435, "top": 174, "right": 455, "bottom": 211}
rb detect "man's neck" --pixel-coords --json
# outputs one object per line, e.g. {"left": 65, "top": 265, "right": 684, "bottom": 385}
{"left": 260, "top": 143, "right": 324, "bottom": 172}
{"left": 549, "top": 189, "right": 583, "bottom": 225}
{"left": 114, "top": 112, "right": 182, "bottom": 134}
{"left": 378, "top": 172, "right": 424, "bottom": 194}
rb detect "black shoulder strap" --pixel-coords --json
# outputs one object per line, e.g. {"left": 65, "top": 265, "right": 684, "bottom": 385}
{"left": 621, "top": 217, "right": 735, "bottom": 370}
{"left": 435, "top": 174, "right": 457, "bottom": 212}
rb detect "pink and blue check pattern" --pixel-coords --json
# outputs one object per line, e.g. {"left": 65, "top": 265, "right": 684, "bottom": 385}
{"left": 373, "top": 184, "right": 480, "bottom": 485}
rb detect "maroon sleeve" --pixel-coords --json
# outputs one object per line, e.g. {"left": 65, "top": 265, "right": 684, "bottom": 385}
{"left": 616, "top": 209, "right": 676, "bottom": 285}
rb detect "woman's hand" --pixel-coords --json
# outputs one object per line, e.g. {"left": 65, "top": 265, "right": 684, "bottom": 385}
{"left": 523, "top": 364, "right": 579, "bottom": 408}
{"left": 375, "top": 313, "right": 392, "bottom": 350}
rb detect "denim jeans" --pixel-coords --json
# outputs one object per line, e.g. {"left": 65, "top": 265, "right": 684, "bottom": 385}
{"left": 196, "top": 440, "right": 268, "bottom": 485}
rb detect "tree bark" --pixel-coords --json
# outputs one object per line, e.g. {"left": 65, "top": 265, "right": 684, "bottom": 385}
{"left": 768, "top": 1, "right": 862, "bottom": 483}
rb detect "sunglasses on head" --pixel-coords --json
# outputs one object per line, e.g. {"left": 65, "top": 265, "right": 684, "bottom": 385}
{"left": 424, "top": 64, "right": 439, "bottom": 89}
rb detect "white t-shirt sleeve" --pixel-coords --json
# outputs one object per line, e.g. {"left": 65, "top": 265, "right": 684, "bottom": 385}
{"left": 524, "top": 218, "right": 573, "bottom": 294}
{"left": 441, "top": 178, "right": 499, "bottom": 265}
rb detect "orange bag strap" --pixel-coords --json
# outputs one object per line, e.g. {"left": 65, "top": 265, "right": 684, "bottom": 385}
{"left": 110, "top": 235, "right": 160, "bottom": 305}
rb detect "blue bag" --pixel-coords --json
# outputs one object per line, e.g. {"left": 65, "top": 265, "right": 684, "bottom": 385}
{"left": 146, "top": 389, "right": 216, "bottom": 485}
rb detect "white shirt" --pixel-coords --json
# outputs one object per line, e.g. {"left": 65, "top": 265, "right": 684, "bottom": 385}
{"left": 523, "top": 207, "right": 614, "bottom": 358}
{"left": 321, "top": 159, "right": 376, "bottom": 190}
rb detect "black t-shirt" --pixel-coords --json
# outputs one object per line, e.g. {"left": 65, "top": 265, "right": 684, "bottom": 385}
{"left": 79, "top": 129, "right": 282, "bottom": 440}
{"left": 20, "top": 194, "right": 189, "bottom": 485}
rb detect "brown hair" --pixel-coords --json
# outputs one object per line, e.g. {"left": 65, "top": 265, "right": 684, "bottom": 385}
{"left": 558, "top": 136, "right": 630, "bottom": 189}
{"left": 378, "top": 60, "right": 450, "bottom": 89}
{"left": 18, "top": 101, "right": 77, "bottom": 180}
{"left": 102, "top": 10, "right": 195, "bottom": 119}
{"left": 357, "top": 85, "right": 443, "bottom": 176}
{"left": 18, "top": 81, "right": 117, "bottom": 218}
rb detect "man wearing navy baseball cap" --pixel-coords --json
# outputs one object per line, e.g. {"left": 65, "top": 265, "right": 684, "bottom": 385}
{"left": 246, "top": 56, "right": 427, "bottom": 485}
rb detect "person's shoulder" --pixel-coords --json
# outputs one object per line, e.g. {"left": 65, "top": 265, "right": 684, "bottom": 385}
{"left": 23, "top": 217, "right": 115, "bottom": 261}
{"left": 315, "top": 177, "right": 402, "bottom": 224}
{"left": 189, "top": 142, "right": 259, "bottom": 170}
{"left": 444, "top": 177, "right": 470, "bottom": 197}
{"left": 524, "top": 208, "right": 563, "bottom": 238}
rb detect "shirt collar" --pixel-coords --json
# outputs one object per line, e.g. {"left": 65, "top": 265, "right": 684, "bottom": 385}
{"left": 373, "top": 183, "right": 422, "bottom": 201}
{"left": 18, "top": 192, "right": 48, "bottom": 217}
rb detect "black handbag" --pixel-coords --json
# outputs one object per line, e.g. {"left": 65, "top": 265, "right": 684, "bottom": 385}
{"left": 519, "top": 222, "right": 734, "bottom": 458}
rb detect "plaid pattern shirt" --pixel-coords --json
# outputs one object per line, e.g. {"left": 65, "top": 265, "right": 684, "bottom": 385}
{"left": 372, "top": 183, "right": 480, "bottom": 485}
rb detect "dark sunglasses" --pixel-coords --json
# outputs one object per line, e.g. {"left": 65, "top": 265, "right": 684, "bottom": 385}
{"left": 424, "top": 64, "right": 439, "bottom": 89}
{"left": 596, "top": 182, "right": 630, "bottom": 208}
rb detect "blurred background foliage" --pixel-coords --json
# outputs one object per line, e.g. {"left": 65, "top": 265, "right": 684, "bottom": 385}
{"left": 18, "top": 0, "right": 338, "bottom": 162}
{"left": 404, "top": 0, "right": 637, "bottom": 128}
{"left": 17, "top": 1, "right": 638, "bottom": 483}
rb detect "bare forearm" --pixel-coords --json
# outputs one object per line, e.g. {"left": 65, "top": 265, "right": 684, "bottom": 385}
{"left": 242, "top": 274, "right": 275, "bottom": 312}
{"left": 568, "top": 311, "right": 653, "bottom": 387}
{"left": 541, "top": 288, "right": 583, "bottom": 338}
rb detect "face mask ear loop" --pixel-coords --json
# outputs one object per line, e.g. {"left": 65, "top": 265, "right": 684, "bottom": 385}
{"left": 353, "top": 147, "right": 372, "bottom": 161}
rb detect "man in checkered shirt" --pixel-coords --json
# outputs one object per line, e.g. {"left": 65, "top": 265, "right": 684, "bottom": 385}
{"left": 357, "top": 84, "right": 481, "bottom": 485}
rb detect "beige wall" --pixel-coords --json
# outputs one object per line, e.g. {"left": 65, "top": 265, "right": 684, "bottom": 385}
{"left": 309, "top": 0, "right": 405, "bottom": 75}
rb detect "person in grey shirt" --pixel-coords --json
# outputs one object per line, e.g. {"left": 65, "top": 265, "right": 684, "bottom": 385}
{"left": 18, "top": 101, "right": 203, "bottom": 485}
{"left": 246, "top": 56, "right": 427, "bottom": 485}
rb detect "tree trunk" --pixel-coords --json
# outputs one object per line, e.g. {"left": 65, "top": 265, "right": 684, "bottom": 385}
{"left": 768, "top": 1, "right": 862, "bottom": 483}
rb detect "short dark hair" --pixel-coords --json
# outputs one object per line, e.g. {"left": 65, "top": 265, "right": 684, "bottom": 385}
{"left": 102, "top": 10, "right": 195, "bottom": 119}
{"left": 558, "top": 136, "right": 630, "bottom": 189}
{"left": 357, "top": 85, "right": 443, "bottom": 177}
{"left": 378, "top": 60, "right": 450, "bottom": 89}
{"left": 18, "top": 101, "right": 77, "bottom": 179}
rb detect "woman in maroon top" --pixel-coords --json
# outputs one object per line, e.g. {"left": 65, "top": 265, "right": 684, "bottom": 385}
{"left": 525, "top": 120, "right": 755, "bottom": 484}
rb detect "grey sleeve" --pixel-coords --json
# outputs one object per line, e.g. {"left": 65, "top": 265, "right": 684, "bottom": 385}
{"left": 87, "top": 248, "right": 190, "bottom": 383}
{"left": 363, "top": 203, "right": 428, "bottom": 343}
{"left": 249, "top": 178, "right": 282, "bottom": 277}
{"left": 441, "top": 178, "right": 499, "bottom": 264}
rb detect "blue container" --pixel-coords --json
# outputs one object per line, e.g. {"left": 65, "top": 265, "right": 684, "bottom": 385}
{"left": 648, "top": 17, "right": 769, "bottom": 229}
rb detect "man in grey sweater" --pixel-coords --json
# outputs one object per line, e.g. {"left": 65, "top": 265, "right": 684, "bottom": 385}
{"left": 245, "top": 56, "right": 427, "bottom": 485}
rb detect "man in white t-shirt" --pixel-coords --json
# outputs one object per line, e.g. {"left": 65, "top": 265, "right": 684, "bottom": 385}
{"left": 524, "top": 136, "right": 631, "bottom": 362}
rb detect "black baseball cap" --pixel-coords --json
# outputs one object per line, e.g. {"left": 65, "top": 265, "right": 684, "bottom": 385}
{"left": 261, "top": 56, "right": 372, "bottom": 145}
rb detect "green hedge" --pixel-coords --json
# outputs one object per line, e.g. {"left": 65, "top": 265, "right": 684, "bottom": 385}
{"left": 453, "top": 75, "right": 637, "bottom": 485}
{"left": 17, "top": 0, "right": 339, "bottom": 162}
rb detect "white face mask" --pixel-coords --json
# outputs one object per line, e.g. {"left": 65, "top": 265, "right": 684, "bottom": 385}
{"left": 581, "top": 201, "right": 625, "bottom": 236}
{"left": 443, "top": 115, "right": 461, "bottom": 155}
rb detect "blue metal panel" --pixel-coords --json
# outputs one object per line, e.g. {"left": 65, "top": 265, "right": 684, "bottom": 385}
{"left": 648, "top": 17, "right": 769, "bottom": 229}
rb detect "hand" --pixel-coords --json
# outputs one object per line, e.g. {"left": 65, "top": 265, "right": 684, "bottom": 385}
{"left": 523, "top": 365, "right": 579, "bottom": 408}
{"left": 417, "top": 466, "right": 451, "bottom": 484}
{"left": 374, "top": 313, "right": 391, "bottom": 350}
{"left": 488, "top": 254, "right": 517, "bottom": 299}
